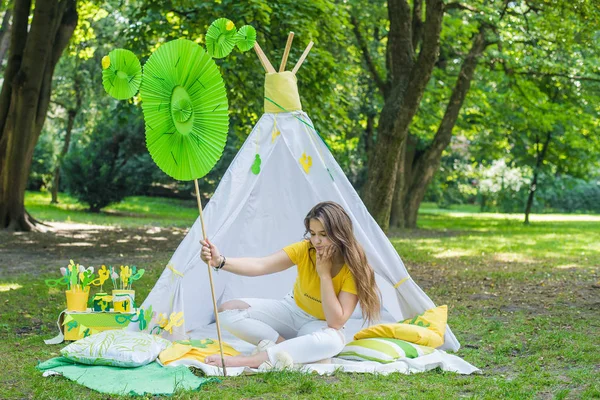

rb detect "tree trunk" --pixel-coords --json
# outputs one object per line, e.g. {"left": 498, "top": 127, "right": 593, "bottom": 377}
{"left": 0, "top": 9, "right": 11, "bottom": 65}
{"left": 364, "top": 112, "right": 375, "bottom": 156}
{"left": 362, "top": 0, "right": 444, "bottom": 233}
{"left": 389, "top": 138, "right": 407, "bottom": 228}
{"left": 524, "top": 131, "right": 552, "bottom": 224}
{"left": 0, "top": 0, "right": 77, "bottom": 231}
{"left": 390, "top": 133, "right": 417, "bottom": 228}
{"left": 402, "top": 26, "right": 488, "bottom": 228}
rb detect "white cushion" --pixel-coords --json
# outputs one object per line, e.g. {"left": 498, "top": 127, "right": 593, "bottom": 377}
{"left": 61, "top": 330, "right": 171, "bottom": 367}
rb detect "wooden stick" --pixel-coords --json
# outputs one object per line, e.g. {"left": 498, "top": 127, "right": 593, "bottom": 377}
{"left": 291, "top": 41, "right": 314, "bottom": 74}
{"left": 279, "top": 32, "right": 295, "bottom": 72}
{"left": 253, "top": 42, "right": 276, "bottom": 73}
{"left": 194, "top": 179, "right": 227, "bottom": 377}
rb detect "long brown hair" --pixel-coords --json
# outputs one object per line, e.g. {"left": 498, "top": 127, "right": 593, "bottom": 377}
{"left": 304, "top": 201, "right": 380, "bottom": 323}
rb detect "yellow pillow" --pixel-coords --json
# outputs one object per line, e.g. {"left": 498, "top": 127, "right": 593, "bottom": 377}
{"left": 354, "top": 305, "right": 448, "bottom": 348}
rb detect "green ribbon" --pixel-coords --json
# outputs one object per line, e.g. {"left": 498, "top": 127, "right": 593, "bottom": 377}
{"left": 264, "top": 96, "right": 333, "bottom": 153}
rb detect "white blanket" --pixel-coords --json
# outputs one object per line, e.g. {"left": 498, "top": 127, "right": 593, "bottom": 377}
{"left": 164, "top": 321, "right": 480, "bottom": 376}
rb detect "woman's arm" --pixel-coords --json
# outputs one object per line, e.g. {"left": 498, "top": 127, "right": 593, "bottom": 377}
{"left": 316, "top": 245, "right": 359, "bottom": 329}
{"left": 201, "top": 240, "right": 295, "bottom": 277}
{"left": 320, "top": 276, "right": 358, "bottom": 329}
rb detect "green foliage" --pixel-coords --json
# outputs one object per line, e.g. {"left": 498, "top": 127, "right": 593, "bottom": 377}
{"left": 61, "top": 103, "right": 155, "bottom": 212}
{"left": 27, "top": 132, "right": 57, "bottom": 191}
{"left": 426, "top": 152, "right": 600, "bottom": 214}
{"left": 27, "top": 0, "right": 600, "bottom": 216}
{"left": 119, "top": 0, "right": 365, "bottom": 182}
{"left": 535, "top": 174, "right": 600, "bottom": 214}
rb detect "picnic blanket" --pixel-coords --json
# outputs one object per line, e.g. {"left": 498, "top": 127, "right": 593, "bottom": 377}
{"left": 178, "top": 321, "right": 480, "bottom": 376}
{"left": 37, "top": 357, "right": 217, "bottom": 396}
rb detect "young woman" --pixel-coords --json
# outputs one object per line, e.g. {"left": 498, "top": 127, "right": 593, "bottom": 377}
{"left": 201, "top": 201, "right": 380, "bottom": 368}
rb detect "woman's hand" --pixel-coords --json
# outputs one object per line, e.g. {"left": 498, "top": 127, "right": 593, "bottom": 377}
{"left": 200, "top": 239, "right": 222, "bottom": 267}
{"left": 316, "top": 245, "right": 336, "bottom": 277}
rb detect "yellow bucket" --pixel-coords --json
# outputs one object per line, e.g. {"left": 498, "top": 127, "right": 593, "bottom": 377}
{"left": 112, "top": 289, "right": 135, "bottom": 313}
{"left": 65, "top": 288, "right": 90, "bottom": 312}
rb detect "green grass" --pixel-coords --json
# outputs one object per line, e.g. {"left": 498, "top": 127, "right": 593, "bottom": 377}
{"left": 0, "top": 194, "right": 599, "bottom": 399}
{"left": 25, "top": 191, "right": 199, "bottom": 228}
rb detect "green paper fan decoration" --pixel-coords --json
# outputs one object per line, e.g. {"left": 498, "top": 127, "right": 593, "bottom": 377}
{"left": 236, "top": 25, "right": 257, "bottom": 52}
{"left": 206, "top": 18, "right": 238, "bottom": 59}
{"left": 102, "top": 49, "right": 142, "bottom": 100}
{"left": 140, "top": 38, "right": 229, "bottom": 181}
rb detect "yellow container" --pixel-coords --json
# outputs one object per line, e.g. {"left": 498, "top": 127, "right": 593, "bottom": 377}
{"left": 112, "top": 289, "right": 135, "bottom": 313}
{"left": 65, "top": 288, "right": 90, "bottom": 312}
{"left": 92, "top": 293, "right": 112, "bottom": 312}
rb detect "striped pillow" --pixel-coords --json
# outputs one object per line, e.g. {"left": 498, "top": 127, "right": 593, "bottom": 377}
{"left": 337, "top": 338, "right": 435, "bottom": 363}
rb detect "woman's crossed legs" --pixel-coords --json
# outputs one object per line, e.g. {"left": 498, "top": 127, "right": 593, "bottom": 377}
{"left": 205, "top": 297, "right": 346, "bottom": 368}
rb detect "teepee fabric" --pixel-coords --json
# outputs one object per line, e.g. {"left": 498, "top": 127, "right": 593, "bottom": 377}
{"left": 133, "top": 69, "right": 477, "bottom": 375}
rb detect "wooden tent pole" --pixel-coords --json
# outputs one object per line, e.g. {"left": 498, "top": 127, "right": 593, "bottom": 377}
{"left": 253, "top": 42, "right": 276, "bottom": 73}
{"left": 194, "top": 179, "right": 227, "bottom": 377}
{"left": 279, "top": 32, "right": 295, "bottom": 72}
{"left": 291, "top": 41, "right": 314, "bottom": 74}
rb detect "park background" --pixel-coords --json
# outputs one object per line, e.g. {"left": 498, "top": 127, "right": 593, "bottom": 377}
{"left": 0, "top": 0, "right": 599, "bottom": 398}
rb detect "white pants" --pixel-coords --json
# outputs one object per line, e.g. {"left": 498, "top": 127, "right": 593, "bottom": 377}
{"left": 219, "top": 294, "right": 346, "bottom": 364}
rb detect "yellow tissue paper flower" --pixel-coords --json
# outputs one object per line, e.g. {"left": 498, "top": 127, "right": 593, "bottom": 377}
{"left": 101, "top": 55, "right": 111, "bottom": 69}
{"left": 225, "top": 20, "right": 235, "bottom": 31}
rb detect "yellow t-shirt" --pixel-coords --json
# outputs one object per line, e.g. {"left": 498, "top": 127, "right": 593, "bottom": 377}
{"left": 283, "top": 240, "right": 358, "bottom": 320}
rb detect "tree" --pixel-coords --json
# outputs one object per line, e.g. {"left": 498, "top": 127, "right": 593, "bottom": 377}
{"left": 353, "top": 0, "right": 445, "bottom": 232}
{"left": 465, "top": 0, "right": 600, "bottom": 223}
{"left": 354, "top": 0, "right": 600, "bottom": 230}
{"left": 397, "top": 20, "right": 492, "bottom": 228}
{"left": 0, "top": 7, "right": 11, "bottom": 66}
{"left": 0, "top": 0, "right": 77, "bottom": 231}
{"left": 352, "top": 0, "right": 514, "bottom": 230}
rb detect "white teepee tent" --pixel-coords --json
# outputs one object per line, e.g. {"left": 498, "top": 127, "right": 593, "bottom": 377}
{"left": 133, "top": 39, "right": 478, "bottom": 376}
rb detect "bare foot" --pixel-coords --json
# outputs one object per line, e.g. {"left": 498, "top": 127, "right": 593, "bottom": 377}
{"left": 205, "top": 352, "right": 268, "bottom": 368}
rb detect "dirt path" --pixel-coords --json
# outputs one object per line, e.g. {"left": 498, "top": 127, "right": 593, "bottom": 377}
{"left": 0, "top": 222, "right": 187, "bottom": 278}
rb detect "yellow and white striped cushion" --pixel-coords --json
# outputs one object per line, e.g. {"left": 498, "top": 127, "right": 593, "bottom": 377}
{"left": 338, "top": 338, "right": 435, "bottom": 363}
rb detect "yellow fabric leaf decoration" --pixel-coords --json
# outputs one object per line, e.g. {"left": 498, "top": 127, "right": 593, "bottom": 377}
{"left": 300, "top": 152, "right": 312, "bottom": 174}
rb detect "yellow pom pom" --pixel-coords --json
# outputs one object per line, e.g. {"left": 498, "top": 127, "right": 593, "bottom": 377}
{"left": 225, "top": 20, "right": 235, "bottom": 31}
{"left": 101, "top": 55, "right": 111, "bottom": 69}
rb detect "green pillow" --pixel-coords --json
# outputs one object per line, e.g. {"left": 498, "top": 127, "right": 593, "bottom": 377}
{"left": 61, "top": 330, "right": 171, "bottom": 367}
{"left": 337, "top": 338, "right": 435, "bottom": 364}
